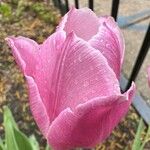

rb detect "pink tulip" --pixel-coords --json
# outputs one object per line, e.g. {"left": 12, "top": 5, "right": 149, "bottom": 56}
{"left": 6, "top": 8, "right": 135, "bottom": 150}
{"left": 148, "top": 66, "right": 150, "bottom": 87}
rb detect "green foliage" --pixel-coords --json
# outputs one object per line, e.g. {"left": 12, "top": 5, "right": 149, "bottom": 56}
{"left": 0, "top": 106, "right": 52, "bottom": 150}
{"left": 4, "top": 106, "right": 36, "bottom": 150}
{"left": 29, "top": 135, "right": 39, "bottom": 150}
{"left": 31, "top": 2, "right": 57, "bottom": 24}
{"left": 0, "top": 2, "right": 12, "bottom": 18}
{"left": 16, "top": 0, "right": 26, "bottom": 17}
{"left": 0, "top": 1, "right": 58, "bottom": 24}
{"left": 132, "top": 119, "right": 150, "bottom": 150}
{"left": 140, "top": 124, "right": 150, "bottom": 150}
{"left": 132, "top": 119, "right": 144, "bottom": 150}
{"left": 45, "top": 144, "right": 52, "bottom": 150}
{"left": 11, "top": 0, "right": 18, "bottom": 5}
{"left": 0, "top": 139, "right": 5, "bottom": 150}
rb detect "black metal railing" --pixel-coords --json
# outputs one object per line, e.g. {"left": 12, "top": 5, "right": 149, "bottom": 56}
{"left": 111, "top": 0, "right": 120, "bottom": 21}
{"left": 126, "top": 24, "right": 150, "bottom": 90}
{"left": 53, "top": 0, "right": 150, "bottom": 124}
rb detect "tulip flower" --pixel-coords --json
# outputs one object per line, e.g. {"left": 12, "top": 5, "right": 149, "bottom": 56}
{"left": 148, "top": 66, "right": 150, "bottom": 87}
{"left": 6, "top": 7, "right": 135, "bottom": 150}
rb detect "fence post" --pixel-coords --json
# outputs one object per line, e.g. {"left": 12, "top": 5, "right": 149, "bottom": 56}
{"left": 126, "top": 23, "right": 150, "bottom": 90}
{"left": 89, "top": 0, "right": 94, "bottom": 11}
{"left": 111, "top": 0, "right": 120, "bottom": 21}
{"left": 65, "top": 0, "right": 69, "bottom": 12}
{"left": 75, "top": 0, "right": 79, "bottom": 8}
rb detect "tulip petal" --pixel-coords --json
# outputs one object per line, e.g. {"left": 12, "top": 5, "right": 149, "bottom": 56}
{"left": 147, "top": 66, "right": 150, "bottom": 87}
{"left": 89, "top": 16, "right": 125, "bottom": 79}
{"left": 6, "top": 31, "right": 66, "bottom": 123}
{"left": 50, "top": 32, "right": 120, "bottom": 121}
{"left": 5, "top": 36, "right": 39, "bottom": 74}
{"left": 47, "top": 83, "right": 135, "bottom": 150}
{"left": 25, "top": 75, "right": 50, "bottom": 136}
{"left": 57, "top": 7, "right": 99, "bottom": 41}
{"left": 36, "top": 31, "right": 66, "bottom": 121}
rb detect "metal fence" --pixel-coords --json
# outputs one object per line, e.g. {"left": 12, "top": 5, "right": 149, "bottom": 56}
{"left": 52, "top": 0, "right": 150, "bottom": 125}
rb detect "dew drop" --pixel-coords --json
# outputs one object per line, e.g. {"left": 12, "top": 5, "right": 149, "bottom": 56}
{"left": 56, "top": 45, "right": 60, "bottom": 50}
{"left": 83, "top": 81, "right": 89, "bottom": 87}
{"left": 105, "top": 78, "right": 109, "bottom": 82}
{"left": 83, "top": 96, "right": 88, "bottom": 101}
{"left": 90, "top": 66, "right": 94, "bottom": 70}
{"left": 47, "top": 59, "right": 50, "bottom": 63}
{"left": 78, "top": 55, "right": 82, "bottom": 62}
{"left": 100, "top": 39, "right": 103, "bottom": 42}
{"left": 95, "top": 77, "right": 98, "bottom": 81}
{"left": 101, "top": 51, "right": 105, "bottom": 54}
{"left": 36, "top": 65, "right": 40, "bottom": 70}
{"left": 20, "top": 45, "right": 23, "bottom": 49}
{"left": 74, "top": 59, "right": 77, "bottom": 63}
{"left": 74, "top": 79, "right": 78, "bottom": 85}
{"left": 113, "top": 83, "right": 119, "bottom": 89}
{"left": 66, "top": 72, "right": 71, "bottom": 77}
{"left": 106, "top": 43, "right": 110, "bottom": 48}
{"left": 44, "top": 80, "right": 47, "bottom": 84}
{"left": 91, "top": 90, "right": 95, "bottom": 93}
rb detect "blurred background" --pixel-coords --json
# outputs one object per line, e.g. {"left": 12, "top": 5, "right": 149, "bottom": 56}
{"left": 0, "top": 0, "right": 150, "bottom": 150}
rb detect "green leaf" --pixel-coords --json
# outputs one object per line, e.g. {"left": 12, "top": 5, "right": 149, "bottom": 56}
{"left": 45, "top": 143, "right": 52, "bottom": 150}
{"left": 4, "top": 107, "right": 19, "bottom": 150}
{"left": 13, "top": 127, "right": 35, "bottom": 150}
{"left": 4, "top": 106, "right": 18, "bottom": 128}
{"left": 3, "top": 106, "right": 34, "bottom": 150}
{"left": 0, "top": 2, "right": 12, "bottom": 17}
{"left": 0, "top": 138, "right": 5, "bottom": 150}
{"left": 132, "top": 119, "right": 145, "bottom": 150}
{"left": 140, "top": 124, "right": 150, "bottom": 150}
{"left": 0, "top": 144, "right": 3, "bottom": 150}
{"left": 29, "top": 135, "right": 39, "bottom": 150}
{"left": 16, "top": 0, "right": 26, "bottom": 17}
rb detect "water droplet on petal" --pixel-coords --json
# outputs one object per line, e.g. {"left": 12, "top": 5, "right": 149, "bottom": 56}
{"left": 74, "top": 59, "right": 77, "bottom": 63}
{"left": 105, "top": 78, "right": 109, "bottom": 82}
{"left": 100, "top": 39, "right": 103, "bottom": 42}
{"left": 106, "top": 43, "right": 110, "bottom": 48}
{"left": 83, "top": 81, "right": 89, "bottom": 87}
{"left": 78, "top": 55, "right": 82, "bottom": 62}
{"left": 90, "top": 66, "right": 94, "bottom": 70}
{"left": 91, "top": 90, "right": 95, "bottom": 93}
{"left": 56, "top": 45, "right": 60, "bottom": 50}
{"left": 101, "top": 51, "right": 105, "bottom": 55}
{"left": 36, "top": 65, "right": 40, "bottom": 70}
{"left": 95, "top": 77, "right": 98, "bottom": 81}
{"left": 66, "top": 72, "right": 71, "bottom": 77}
{"left": 20, "top": 45, "right": 23, "bottom": 49}
{"left": 113, "top": 83, "right": 119, "bottom": 89}
{"left": 44, "top": 80, "right": 47, "bottom": 84}
{"left": 83, "top": 96, "right": 88, "bottom": 101}
{"left": 74, "top": 79, "right": 78, "bottom": 85}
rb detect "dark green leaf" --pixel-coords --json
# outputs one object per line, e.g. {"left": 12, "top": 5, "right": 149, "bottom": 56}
{"left": 0, "top": 3, "right": 12, "bottom": 17}
{"left": 140, "top": 124, "right": 150, "bottom": 150}
{"left": 132, "top": 119, "right": 145, "bottom": 150}
{"left": 4, "top": 107, "right": 19, "bottom": 150}
{"left": 4, "top": 106, "right": 35, "bottom": 150}
{"left": 29, "top": 135, "right": 39, "bottom": 150}
{"left": 45, "top": 144, "right": 52, "bottom": 150}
